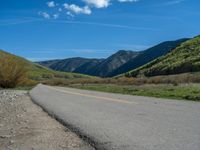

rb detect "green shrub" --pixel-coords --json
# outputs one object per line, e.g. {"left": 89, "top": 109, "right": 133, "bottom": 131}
{"left": 0, "top": 55, "right": 27, "bottom": 88}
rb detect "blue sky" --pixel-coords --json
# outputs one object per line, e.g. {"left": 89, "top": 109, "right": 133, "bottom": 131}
{"left": 0, "top": 0, "right": 199, "bottom": 61}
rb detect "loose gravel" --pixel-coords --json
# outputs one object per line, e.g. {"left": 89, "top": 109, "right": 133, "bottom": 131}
{"left": 0, "top": 90, "right": 94, "bottom": 150}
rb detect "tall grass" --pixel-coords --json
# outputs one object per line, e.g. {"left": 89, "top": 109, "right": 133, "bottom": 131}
{"left": 0, "top": 55, "right": 28, "bottom": 88}
{"left": 43, "top": 72, "right": 200, "bottom": 86}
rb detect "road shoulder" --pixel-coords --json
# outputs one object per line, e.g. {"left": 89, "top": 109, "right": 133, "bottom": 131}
{"left": 0, "top": 90, "right": 94, "bottom": 150}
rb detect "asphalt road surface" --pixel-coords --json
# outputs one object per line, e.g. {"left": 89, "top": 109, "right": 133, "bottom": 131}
{"left": 30, "top": 84, "right": 200, "bottom": 150}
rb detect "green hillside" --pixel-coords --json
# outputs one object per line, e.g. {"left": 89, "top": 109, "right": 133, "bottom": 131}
{"left": 110, "top": 38, "right": 188, "bottom": 77}
{"left": 126, "top": 36, "right": 200, "bottom": 77}
{"left": 0, "top": 50, "right": 91, "bottom": 81}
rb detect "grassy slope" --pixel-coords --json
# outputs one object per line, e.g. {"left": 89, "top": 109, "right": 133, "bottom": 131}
{"left": 70, "top": 84, "right": 200, "bottom": 101}
{"left": 126, "top": 36, "right": 200, "bottom": 77}
{"left": 0, "top": 50, "right": 91, "bottom": 81}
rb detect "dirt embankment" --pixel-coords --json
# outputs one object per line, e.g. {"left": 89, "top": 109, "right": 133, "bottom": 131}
{"left": 0, "top": 90, "right": 94, "bottom": 150}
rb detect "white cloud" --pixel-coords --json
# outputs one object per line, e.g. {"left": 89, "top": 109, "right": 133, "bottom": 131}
{"left": 38, "top": 12, "right": 50, "bottom": 19}
{"left": 53, "top": 14, "right": 59, "bottom": 19}
{"left": 82, "top": 0, "right": 110, "bottom": 8}
{"left": 40, "top": 0, "right": 139, "bottom": 18}
{"left": 118, "top": 0, "right": 139, "bottom": 2}
{"left": 63, "top": 3, "right": 92, "bottom": 15}
{"left": 67, "top": 11, "right": 75, "bottom": 17}
{"left": 47, "top": 1, "right": 55, "bottom": 8}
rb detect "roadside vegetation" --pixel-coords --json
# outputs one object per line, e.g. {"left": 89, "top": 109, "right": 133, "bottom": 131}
{"left": 69, "top": 84, "right": 200, "bottom": 101}
{"left": 43, "top": 72, "right": 200, "bottom": 86}
{"left": 0, "top": 54, "right": 28, "bottom": 88}
{"left": 41, "top": 72, "right": 200, "bottom": 101}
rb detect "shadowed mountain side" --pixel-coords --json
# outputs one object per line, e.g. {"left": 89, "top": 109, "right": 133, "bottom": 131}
{"left": 74, "top": 59, "right": 105, "bottom": 75}
{"left": 38, "top": 57, "right": 104, "bottom": 72}
{"left": 38, "top": 50, "right": 140, "bottom": 77}
{"left": 88, "top": 50, "right": 140, "bottom": 77}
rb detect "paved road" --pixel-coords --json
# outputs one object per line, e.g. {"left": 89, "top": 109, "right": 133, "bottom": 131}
{"left": 30, "top": 84, "right": 200, "bottom": 150}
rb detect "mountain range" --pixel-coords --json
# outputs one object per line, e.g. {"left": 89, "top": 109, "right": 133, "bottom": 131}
{"left": 38, "top": 38, "right": 189, "bottom": 77}
{"left": 38, "top": 50, "right": 140, "bottom": 77}
{"left": 1, "top": 35, "right": 200, "bottom": 80}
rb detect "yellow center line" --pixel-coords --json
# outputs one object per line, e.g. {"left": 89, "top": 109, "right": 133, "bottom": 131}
{"left": 46, "top": 86, "right": 136, "bottom": 104}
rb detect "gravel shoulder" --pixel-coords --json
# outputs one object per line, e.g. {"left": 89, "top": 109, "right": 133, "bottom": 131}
{"left": 0, "top": 90, "right": 94, "bottom": 150}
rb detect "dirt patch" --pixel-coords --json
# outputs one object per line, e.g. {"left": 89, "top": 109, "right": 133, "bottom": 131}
{"left": 0, "top": 90, "right": 94, "bottom": 150}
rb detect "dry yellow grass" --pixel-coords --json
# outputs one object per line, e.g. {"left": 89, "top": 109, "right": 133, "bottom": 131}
{"left": 0, "top": 54, "right": 27, "bottom": 88}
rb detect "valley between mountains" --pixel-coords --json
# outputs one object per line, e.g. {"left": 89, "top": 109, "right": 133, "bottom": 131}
{"left": 38, "top": 38, "right": 189, "bottom": 77}
{"left": 1, "top": 35, "right": 200, "bottom": 101}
